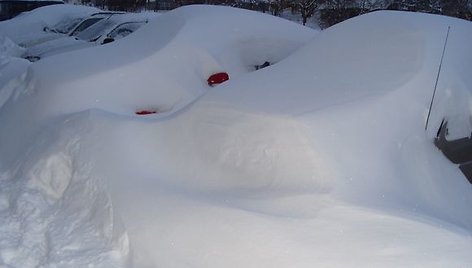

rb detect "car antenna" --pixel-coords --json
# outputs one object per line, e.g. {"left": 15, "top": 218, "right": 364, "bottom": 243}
{"left": 425, "top": 26, "right": 451, "bottom": 131}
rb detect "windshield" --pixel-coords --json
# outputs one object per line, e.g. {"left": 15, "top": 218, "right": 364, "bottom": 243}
{"left": 69, "top": 17, "right": 104, "bottom": 36}
{"left": 107, "top": 21, "right": 145, "bottom": 40}
{"left": 75, "top": 18, "right": 116, "bottom": 41}
{"left": 51, "top": 17, "right": 83, "bottom": 34}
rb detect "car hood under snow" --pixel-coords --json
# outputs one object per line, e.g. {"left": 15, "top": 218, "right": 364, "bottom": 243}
{"left": 24, "top": 35, "right": 91, "bottom": 59}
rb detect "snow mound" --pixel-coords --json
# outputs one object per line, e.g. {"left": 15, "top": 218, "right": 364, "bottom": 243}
{"left": 0, "top": 5, "right": 316, "bottom": 165}
{"left": 0, "top": 35, "right": 30, "bottom": 110}
{"left": 0, "top": 36, "right": 25, "bottom": 57}
{"left": 200, "top": 10, "right": 472, "bottom": 226}
{"left": 0, "top": 114, "right": 129, "bottom": 268}
{"left": 27, "top": 5, "right": 315, "bottom": 119}
{"left": 98, "top": 104, "right": 334, "bottom": 192}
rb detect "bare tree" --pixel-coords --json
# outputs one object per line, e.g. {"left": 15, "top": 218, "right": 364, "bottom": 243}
{"left": 415, "top": 0, "right": 441, "bottom": 13}
{"left": 358, "top": 0, "right": 391, "bottom": 12}
{"left": 388, "top": 0, "right": 441, "bottom": 13}
{"left": 297, "top": 0, "right": 323, "bottom": 25}
{"left": 441, "top": 0, "right": 471, "bottom": 19}
{"left": 324, "top": 0, "right": 353, "bottom": 9}
{"left": 318, "top": 0, "right": 361, "bottom": 28}
{"left": 268, "top": 0, "right": 289, "bottom": 16}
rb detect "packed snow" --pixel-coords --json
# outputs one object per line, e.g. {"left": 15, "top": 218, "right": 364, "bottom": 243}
{"left": 0, "top": 5, "right": 471, "bottom": 268}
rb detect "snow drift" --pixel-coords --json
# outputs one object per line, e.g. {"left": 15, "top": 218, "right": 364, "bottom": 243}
{"left": 0, "top": 5, "right": 471, "bottom": 268}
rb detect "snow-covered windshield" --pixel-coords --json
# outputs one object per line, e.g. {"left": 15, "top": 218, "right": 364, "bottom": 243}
{"left": 75, "top": 14, "right": 148, "bottom": 42}
{"left": 69, "top": 16, "right": 104, "bottom": 36}
{"left": 51, "top": 17, "right": 83, "bottom": 34}
{"left": 107, "top": 21, "right": 145, "bottom": 40}
{"left": 75, "top": 17, "right": 116, "bottom": 41}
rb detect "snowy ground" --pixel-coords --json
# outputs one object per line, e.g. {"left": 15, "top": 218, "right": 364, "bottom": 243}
{"left": 0, "top": 5, "right": 471, "bottom": 268}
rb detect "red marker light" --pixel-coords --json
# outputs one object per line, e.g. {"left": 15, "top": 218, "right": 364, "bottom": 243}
{"left": 207, "top": 72, "right": 229, "bottom": 86}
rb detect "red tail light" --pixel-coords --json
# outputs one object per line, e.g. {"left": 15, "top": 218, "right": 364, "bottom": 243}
{"left": 207, "top": 72, "right": 229, "bottom": 86}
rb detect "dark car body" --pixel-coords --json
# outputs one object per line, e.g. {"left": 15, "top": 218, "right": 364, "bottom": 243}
{"left": 435, "top": 120, "right": 472, "bottom": 184}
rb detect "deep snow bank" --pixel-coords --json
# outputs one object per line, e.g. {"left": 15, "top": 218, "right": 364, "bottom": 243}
{"left": 202, "top": 10, "right": 472, "bottom": 227}
{"left": 0, "top": 114, "right": 130, "bottom": 267}
{"left": 0, "top": 5, "right": 316, "bottom": 166}
{"left": 29, "top": 5, "right": 315, "bottom": 117}
{"left": 0, "top": 5, "right": 320, "bottom": 267}
{"left": 0, "top": 37, "right": 30, "bottom": 112}
{"left": 103, "top": 10, "right": 472, "bottom": 266}
{"left": 0, "top": 36, "right": 25, "bottom": 57}
{"left": 0, "top": 6, "right": 471, "bottom": 268}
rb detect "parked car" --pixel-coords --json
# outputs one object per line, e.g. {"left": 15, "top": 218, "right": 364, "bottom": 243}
{"left": 19, "top": 12, "right": 119, "bottom": 48}
{"left": 66, "top": 11, "right": 124, "bottom": 36}
{"left": 23, "top": 12, "right": 156, "bottom": 61}
{"left": 0, "top": 4, "right": 100, "bottom": 47}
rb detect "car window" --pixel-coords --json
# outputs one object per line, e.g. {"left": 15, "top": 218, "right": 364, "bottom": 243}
{"left": 75, "top": 18, "right": 116, "bottom": 41}
{"left": 52, "top": 17, "right": 83, "bottom": 34}
{"left": 69, "top": 17, "right": 104, "bottom": 36}
{"left": 107, "top": 21, "right": 145, "bottom": 40}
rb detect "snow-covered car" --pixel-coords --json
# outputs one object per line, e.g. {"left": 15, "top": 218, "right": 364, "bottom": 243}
{"left": 17, "top": 11, "right": 116, "bottom": 48}
{"left": 23, "top": 12, "right": 156, "bottom": 61}
{"left": 65, "top": 11, "right": 125, "bottom": 37}
{"left": 23, "top": 11, "right": 126, "bottom": 48}
{"left": 0, "top": 4, "right": 99, "bottom": 47}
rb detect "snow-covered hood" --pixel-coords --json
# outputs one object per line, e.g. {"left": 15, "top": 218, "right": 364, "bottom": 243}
{"left": 17, "top": 31, "right": 65, "bottom": 48}
{"left": 23, "top": 35, "right": 90, "bottom": 60}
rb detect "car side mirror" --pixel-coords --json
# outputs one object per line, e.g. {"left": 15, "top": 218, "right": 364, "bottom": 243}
{"left": 102, "top": 37, "right": 115, "bottom": 44}
{"left": 43, "top": 26, "right": 58, "bottom": 33}
{"left": 255, "top": 61, "right": 271, "bottom": 70}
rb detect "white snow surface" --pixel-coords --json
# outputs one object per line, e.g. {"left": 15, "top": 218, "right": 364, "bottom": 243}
{"left": 0, "top": 36, "right": 25, "bottom": 57}
{"left": 0, "top": 5, "right": 471, "bottom": 268}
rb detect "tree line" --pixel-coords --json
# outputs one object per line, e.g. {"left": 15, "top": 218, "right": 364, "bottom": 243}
{"left": 77, "top": 0, "right": 472, "bottom": 28}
